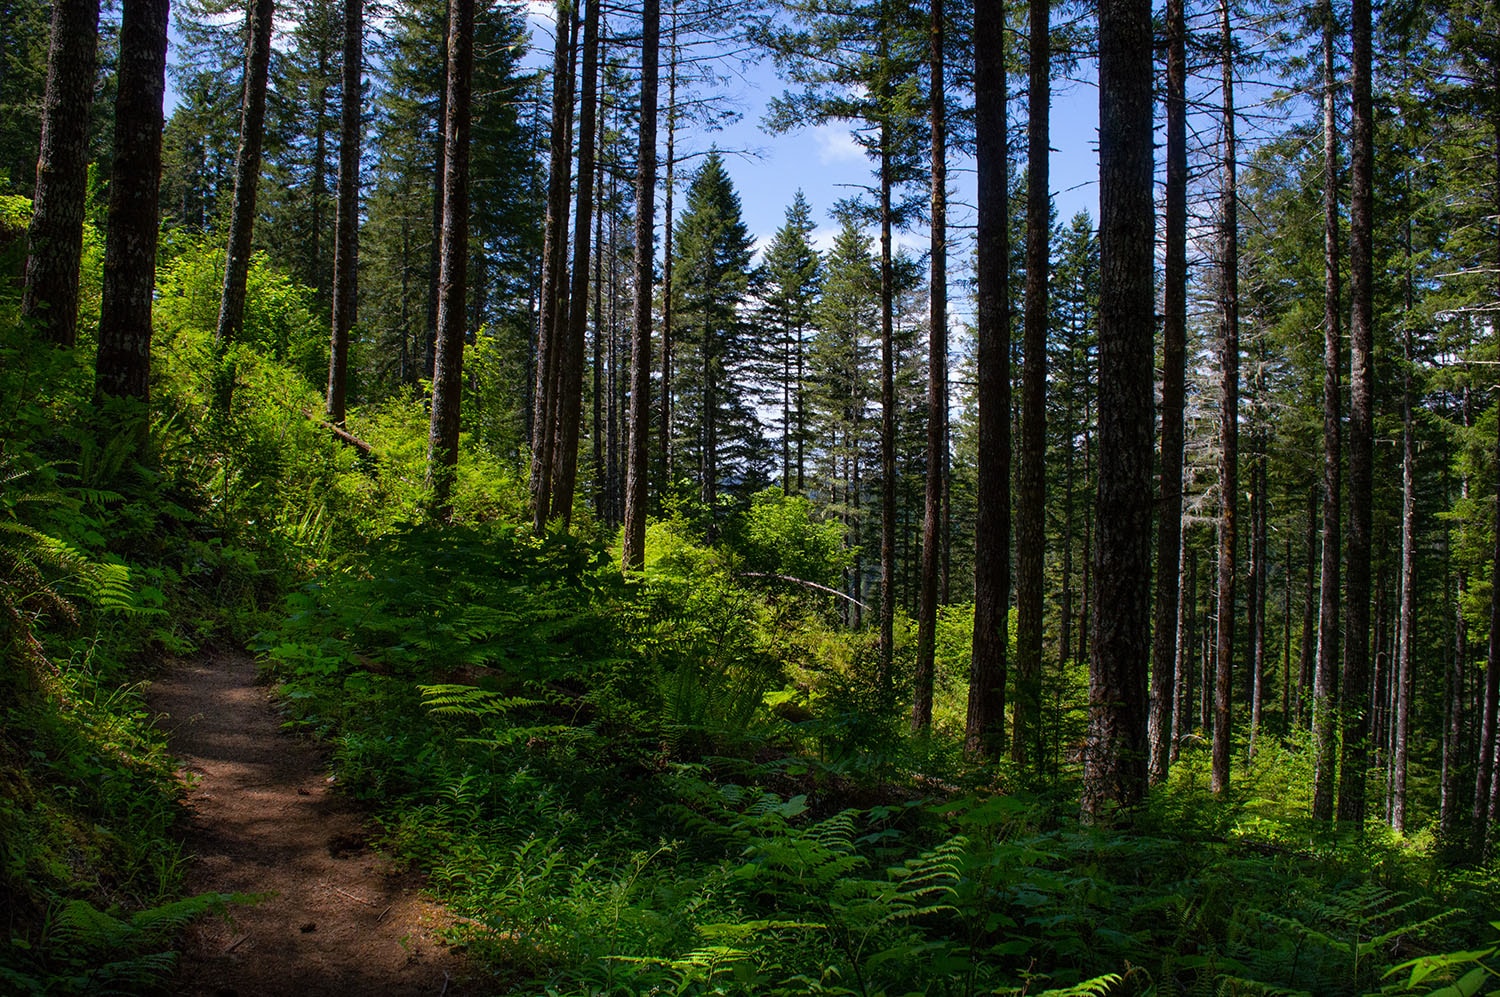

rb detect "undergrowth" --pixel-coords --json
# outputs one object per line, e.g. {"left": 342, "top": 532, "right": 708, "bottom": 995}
{"left": 258, "top": 514, "right": 1500, "bottom": 996}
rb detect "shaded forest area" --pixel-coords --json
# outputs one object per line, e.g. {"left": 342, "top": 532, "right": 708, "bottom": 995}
{"left": 3, "top": 0, "right": 1500, "bottom": 989}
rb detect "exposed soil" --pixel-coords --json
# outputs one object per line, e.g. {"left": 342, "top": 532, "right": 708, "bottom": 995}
{"left": 149, "top": 649, "right": 489, "bottom": 996}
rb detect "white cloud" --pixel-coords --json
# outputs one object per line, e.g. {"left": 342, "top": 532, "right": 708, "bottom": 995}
{"left": 813, "top": 124, "right": 865, "bottom": 166}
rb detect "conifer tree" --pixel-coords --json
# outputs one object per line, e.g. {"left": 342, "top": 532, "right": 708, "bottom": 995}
{"left": 759, "top": 192, "right": 822, "bottom": 495}
{"left": 671, "top": 150, "right": 756, "bottom": 523}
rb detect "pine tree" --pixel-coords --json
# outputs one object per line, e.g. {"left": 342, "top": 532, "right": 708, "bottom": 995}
{"left": 671, "top": 149, "right": 757, "bottom": 525}
{"left": 759, "top": 192, "right": 822, "bottom": 495}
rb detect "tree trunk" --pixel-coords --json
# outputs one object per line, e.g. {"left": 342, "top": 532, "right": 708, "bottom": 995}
{"left": 1299, "top": 484, "right": 1317, "bottom": 727}
{"left": 95, "top": 0, "right": 168, "bottom": 408}
{"left": 1311, "top": 0, "right": 1342, "bottom": 821}
{"left": 1149, "top": 0, "right": 1187, "bottom": 785}
{"left": 879, "top": 126, "right": 897, "bottom": 694}
{"left": 621, "top": 0, "right": 659, "bottom": 570}
{"left": 550, "top": 0, "right": 601, "bottom": 526}
{"left": 424, "top": 10, "right": 448, "bottom": 383}
{"left": 531, "top": 0, "right": 578, "bottom": 532}
{"left": 326, "top": 0, "right": 362, "bottom": 424}
{"left": 1211, "top": 0, "right": 1238, "bottom": 796}
{"left": 913, "top": 0, "right": 947, "bottom": 733}
{"left": 1391, "top": 260, "right": 1417, "bottom": 833}
{"left": 660, "top": 13, "right": 678, "bottom": 496}
{"left": 1082, "top": 0, "right": 1154, "bottom": 821}
{"left": 1172, "top": 531, "right": 1196, "bottom": 762}
{"left": 1338, "top": 0, "right": 1375, "bottom": 826}
{"left": 966, "top": 0, "right": 1008, "bottom": 758}
{"left": 215, "top": 0, "right": 276, "bottom": 349}
{"left": 22, "top": 0, "right": 100, "bottom": 348}
{"left": 1014, "top": 0, "right": 1049, "bottom": 767}
{"left": 424, "top": 0, "right": 473, "bottom": 520}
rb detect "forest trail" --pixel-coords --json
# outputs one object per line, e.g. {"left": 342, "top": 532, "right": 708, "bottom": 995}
{"left": 149, "top": 649, "right": 485, "bottom": 996}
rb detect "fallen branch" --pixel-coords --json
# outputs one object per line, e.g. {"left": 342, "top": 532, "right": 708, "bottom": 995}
{"left": 738, "top": 572, "right": 869, "bottom": 609}
{"left": 301, "top": 409, "right": 377, "bottom": 461}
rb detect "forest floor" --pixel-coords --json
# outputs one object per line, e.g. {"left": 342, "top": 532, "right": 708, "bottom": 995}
{"left": 148, "top": 649, "right": 488, "bottom": 996}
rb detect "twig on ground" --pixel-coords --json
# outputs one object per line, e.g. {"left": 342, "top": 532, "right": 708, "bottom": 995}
{"left": 327, "top": 883, "right": 378, "bottom": 907}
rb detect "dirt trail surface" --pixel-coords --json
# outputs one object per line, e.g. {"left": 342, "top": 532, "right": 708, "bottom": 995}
{"left": 150, "top": 649, "right": 489, "bottom": 996}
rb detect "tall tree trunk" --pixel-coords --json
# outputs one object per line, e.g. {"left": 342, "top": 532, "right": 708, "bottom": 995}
{"left": 1211, "top": 0, "right": 1238, "bottom": 795}
{"left": 95, "top": 0, "right": 168, "bottom": 407}
{"left": 913, "top": 0, "right": 947, "bottom": 732}
{"left": 1248, "top": 439, "right": 1267, "bottom": 757}
{"left": 424, "top": 0, "right": 473, "bottom": 520}
{"left": 1299, "top": 484, "right": 1317, "bottom": 727}
{"left": 1473, "top": 82, "right": 1500, "bottom": 854}
{"left": 1149, "top": 0, "right": 1187, "bottom": 784}
{"left": 1338, "top": 0, "right": 1375, "bottom": 825}
{"left": 551, "top": 0, "right": 601, "bottom": 526}
{"left": 22, "top": 0, "right": 100, "bottom": 348}
{"left": 1443, "top": 565, "right": 1468, "bottom": 843}
{"left": 424, "top": 10, "right": 448, "bottom": 383}
{"left": 1015, "top": 0, "right": 1049, "bottom": 767}
{"left": 1476, "top": 473, "right": 1500, "bottom": 853}
{"left": 1311, "top": 0, "right": 1343, "bottom": 821}
{"left": 968, "top": 0, "right": 1010, "bottom": 753}
{"left": 660, "top": 11, "right": 678, "bottom": 495}
{"left": 531, "top": 1, "right": 579, "bottom": 531}
{"left": 215, "top": 0, "right": 276, "bottom": 349}
{"left": 1392, "top": 252, "right": 1417, "bottom": 833}
{"left": 621, "top": 0, "right": 659, "bottom": 570}
{"left": 1283, "top": 528, "right": 1294, "bottom": 726}
{"left": 1171, "top": 529, "right": 1195, "bottom": 763}
{"left": 592, "top": 82, "right": 607, "bottom": 520}
{"left": 326, "top": 0, "right": 362, "bottom": 424}
{"left": 879, "top": 126, "right": 897, "bottom": 694}
{"left": 1082, "top": 0, "right": 1154, "bottom": 821}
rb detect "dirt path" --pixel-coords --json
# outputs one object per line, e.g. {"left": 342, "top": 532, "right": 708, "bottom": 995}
{"left": 150, "top": 649, "right": 487, "bottom": 996}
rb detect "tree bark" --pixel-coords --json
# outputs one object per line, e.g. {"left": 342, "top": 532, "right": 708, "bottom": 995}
{"left": 913, "top": 0, "right": 947, "bottom": 733}
{"left": 1014, "top": 0, "right": 1049, "bottom": 767}
{"left": 1211, "top": 0, "right": 1238, "bottom": 796}
{"left": 424, "top": 0, "right": 473, "bottom": 521}
{"left": 1149, "top": 0, "right": 1187, "bottom": 785}
{"left": 967, "top": 0, "right": 1009, "bottom": 757}
{"left": 1338, "top": 0, "right": 1375, "bottom": 825}
{"left": 1391, "top": 255, "right": 1417, "bottom": 833}
{"left": 531, "top": 0, "right": 578, "bottom": 531}
{"left": 550, "top": 0, "right": 601, "bottom": 526}
{"left": 1082, "top": 0, "right": 1154, "bottom": 821}
{"left": 660, "top": 12, "right": 678, "bottom": 496}
{"left": 1299, "top": 484, "right": 1317, "bottom": 727}
{"left": 22, "top": 0, "right": 100, "bottom": 348}
{"left": 879, "top": 125, "right": 896, "bottom": 694}
{"left": 326, "top": 0, "right": 362, "bottom": 424}
{"left": 1311, "top": 0, "right": 1342, "bottom": 821}
{"left": 621, "top": 0, "right": 659, "bottom": 570}
{"left": 215, "top": 0, "right": 276, "bottom": 349}
{"left": 95, "top": 0, "right": 168, "bottom": 407}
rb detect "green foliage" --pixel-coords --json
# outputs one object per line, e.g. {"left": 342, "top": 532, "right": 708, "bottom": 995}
{"left": 2, "top": 893, "right": 236, "bottom": 995}
{"left": 729, "top": 487, "right": 853, "bottom": 590}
